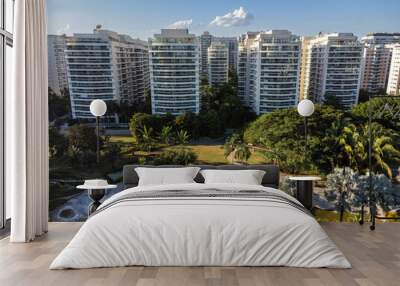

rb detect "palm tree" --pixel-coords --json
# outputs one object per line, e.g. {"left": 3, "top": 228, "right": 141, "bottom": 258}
{"left": 176, "top": 130, "right": 190, "bottom": 145}
{"left": 224, "top": 134, "right": 251, "bottom": 164}
{"left": 335, "top": 123, "right": 364, "bottom": 221}
{"left": 338, "top": 123, "right": 364, "bottom": 172}
{"left": 140, "top": 125, "right": 154, "bottom": 152}
{"left": 360, "top": 123, "right": 400, "bottom": 178}
{"left": 160, "top": 126, "right": 173, "bottom": 145}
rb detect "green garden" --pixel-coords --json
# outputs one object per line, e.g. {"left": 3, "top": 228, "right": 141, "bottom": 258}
{"left": 48, "top": 74, "right": 400, "bottom": 222}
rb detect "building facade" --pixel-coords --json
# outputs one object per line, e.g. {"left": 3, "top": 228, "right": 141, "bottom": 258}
{"left": 149, "top": 29, "right": 200, "bottom": 115}
{"left": 360, "top": 44, "right": 392, "bottom": 93}
{"left": 65, "top": 26, "right": 150, "bottom": 120}
{"left": 299, "top": 36, "right": 312, "bottom": 100}
{"left": 215, "top": 37, "right": 238, "bottom": 72}
{"left": 48, "top": 34, "right": 69, "bottom": 96}
{"left": 360, "top": 33, "right": 400, "bottom": 94}
{"left": 200, "top": 32, "right": 213, "bottom": 78}
{"left": 302, "top": 33, "right": 363, "bottom": 108}
{"left": 238, "top": 30, "right": 301, "bottom": 114}
{"left": 207, "top": 42, "right": 229, "bottom": 87}
{"left": 237, "top": 32, "right": 259, "bottom": 107}
{"left": 387, "top": 44, "right": 400, "bottom": 96}
{"left": 361, "top": 33, "right": 400, "bottom": 45}
{"left": 199, "top": 32, "right": 238, "bottom": 80}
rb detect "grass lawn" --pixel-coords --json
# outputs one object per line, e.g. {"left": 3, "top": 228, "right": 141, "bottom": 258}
{"left": 109, "top": 136, "right": 136, "bottom": 144}
{"left": 166, "top": 144, "right": 267, "bottom": 165}
{"left": 314, "top": 209, "right": 360, "bottom": 222}
{"left": 109, "top": 135, "right": 268, "bottom": 165}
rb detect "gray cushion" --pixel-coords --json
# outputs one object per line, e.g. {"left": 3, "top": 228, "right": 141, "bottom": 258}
{"left": 123, "top": 164, "right": 280, "bottom": 189}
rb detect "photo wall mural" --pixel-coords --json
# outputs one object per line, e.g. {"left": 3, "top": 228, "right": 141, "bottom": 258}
{"left": 47, "top": 1, "right": 400, "bottom": 223}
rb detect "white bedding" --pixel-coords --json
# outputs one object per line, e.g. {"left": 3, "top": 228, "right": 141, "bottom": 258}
{"left": 50, "top": 183, "right": 351, "bottom": 269}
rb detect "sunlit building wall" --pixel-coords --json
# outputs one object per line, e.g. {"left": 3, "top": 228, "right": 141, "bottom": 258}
{"left": 149, "top": 29, "right": 200, "bottom": 114}
{"left": 303, "top": 33, "right": 363, "bottom": 108}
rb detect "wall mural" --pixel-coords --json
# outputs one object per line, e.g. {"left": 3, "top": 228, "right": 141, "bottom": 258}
{"left": 47, "top": 3, "right": 400, "bottom": 223}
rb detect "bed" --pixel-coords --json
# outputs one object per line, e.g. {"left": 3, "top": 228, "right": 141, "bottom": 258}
{"left": 50, "top": 165, "right": 351, "bottom": 269}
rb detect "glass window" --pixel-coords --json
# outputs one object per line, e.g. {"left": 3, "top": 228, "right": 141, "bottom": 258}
{"left": 5, "top": 44, "right": 12, "bottom": 220}
{"left": 5, "top": 0, "right": 14, "bottom": 33}
{"left": 1, "top": 0, "right": 13, "bottom": 229}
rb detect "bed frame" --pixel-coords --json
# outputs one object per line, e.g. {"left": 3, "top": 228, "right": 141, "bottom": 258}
{"left": 123, "top": 164, "right": 280, "bottom": 189}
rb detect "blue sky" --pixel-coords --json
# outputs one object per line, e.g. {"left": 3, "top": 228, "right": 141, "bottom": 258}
{"left": 47, "top": 0, "right": 400, "bottom": 39}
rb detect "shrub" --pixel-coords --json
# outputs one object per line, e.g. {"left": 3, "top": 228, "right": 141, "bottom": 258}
{"left": 155, "top": 148, "right": 197, "bottom": 165}
{"left": 68, "top": 124, "right": 98, "bottom": 153}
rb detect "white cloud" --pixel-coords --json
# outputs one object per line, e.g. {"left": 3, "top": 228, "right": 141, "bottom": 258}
{"left": 57, "top": 24, "right": 70, "bottom": 35}
{"left": 167, "top": 19, "right": 193, "bottom": 29}
{"left": 210, "top": 7, "right": 253, "bottom": 27}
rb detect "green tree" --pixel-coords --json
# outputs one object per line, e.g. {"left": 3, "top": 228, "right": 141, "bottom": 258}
{"left": 129, "top": 113, "right": 163, "bottom": 143}
{"left": 175, "top": 112, "right": 201, "bottom": 139}
{"left": 323, "top": 93, "right": 344, "bottom": 109}
{"left": 359, "top": 123, "right": 400, "bottom": 178}
{"left": 49, "top": 126, "right": 68, "bottom": 158}
{"left": 160, "top": 125, "right": 173, "bottom": 145}
{"left": 224, "top": 133, "right": 251, "bottom": 163}
{"left": 102, "top": 143, "right": 122, "bottom": 169}
{"left": 139, "top": 125, "right": 155, "bottom": 152}
{"left": 155, "top": 148, "right": 197, "bottom": 165}
{"left": 176, "top": 130, "right": 190, "bottom": 145}
{"left": 198, "top": 110, "right": 224, "bottom": 138}
{"left": 48, "top": 87, "right": 70, "bottom": 122}
{"left": 68, "top": 124, "right": 98, "bottom": 153}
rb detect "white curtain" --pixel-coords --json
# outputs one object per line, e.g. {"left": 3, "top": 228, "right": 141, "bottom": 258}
{"left": 8, "top": 0, "right": 49, "bottom": 242}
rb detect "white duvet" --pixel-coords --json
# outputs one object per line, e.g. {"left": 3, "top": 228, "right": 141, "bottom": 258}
{"left": 50, "top": 183, "right": 351, "bottom": 269}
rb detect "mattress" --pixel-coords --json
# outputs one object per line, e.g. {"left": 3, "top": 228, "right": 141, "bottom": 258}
{"left": 50, "top": 183, "right": 351, "bottom": 269}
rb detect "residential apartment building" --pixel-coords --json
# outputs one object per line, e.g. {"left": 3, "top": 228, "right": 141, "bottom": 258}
{"left": 149, "top": 29, "right": 200, "bottom": 115}
{"left": 200, "top": 32, "right": 238, "bottom": 79}
{"left": 237, "top": 32, "right": 259, "bottom": 107}
{"left": 200, "top": 31, "right": 213, "bottom": 77}
{"left": 301, "top": 33, "right": 363, "bottom": 108}
{"left": 65, "top": 26, "right": 150, "bottom": 120}
{"left": 387, "top": 44, "right": 400, "bottom": 96}
{"left": 299, "top": 36, "right": 312, "bottom": 100}
{"left": 238, "top": 30, "right": 301, "bottom": 114}
{"left": 360, "top": 33, "right": 400, "bottom": 93}
{"left": 48, "top": 34, "right": 68, "bottom": 95}
{"left": 361, "top": 33, "right": 400, "bottom": 45}
{"left": 216, "top": 37, "right": 238, "bottom": 72}
{"left": 207, "top": 42, "right": 229, "bottom": 87}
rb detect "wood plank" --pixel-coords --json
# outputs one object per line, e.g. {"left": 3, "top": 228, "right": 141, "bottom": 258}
{"left": 0, "top": 222, "right": 399, "bottom": 286}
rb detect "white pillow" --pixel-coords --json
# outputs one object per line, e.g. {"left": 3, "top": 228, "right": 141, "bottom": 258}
{"left": 200, "top": 169, "right": 266, "bottom": 185}
{"left": 135, "top": 167, "right": 200, "bottom": 186}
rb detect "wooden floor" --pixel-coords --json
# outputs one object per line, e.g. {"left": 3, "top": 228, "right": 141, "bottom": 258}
{"left": 0, "top": 222, "right": 399, "bottom": 286}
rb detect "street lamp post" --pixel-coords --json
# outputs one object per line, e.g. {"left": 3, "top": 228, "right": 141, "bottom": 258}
{"left": 297, "top": 99, "right": 315, "bottom": 156}
{"left": 90, "top": 99, "right": 107, "bottom": 164}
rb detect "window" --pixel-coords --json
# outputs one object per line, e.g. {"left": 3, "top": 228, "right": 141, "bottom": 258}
{"left": 1, "top": 0, "right": 14, "bottom": 229}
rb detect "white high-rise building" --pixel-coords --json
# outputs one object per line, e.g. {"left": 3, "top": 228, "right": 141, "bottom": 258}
{"left": 302, "top": 33, "right": 363, "bottom": 108}
{"left": 149, "top": 29, "right": 200, "bottom": 115}
{"left": 361, "top": 33, "right": 400, "bottom": 45}
{"left": 200, "top": 32, "right": 213, "bottom": 77}
{"left": 65, "top": 26, "right": 150, "bottom": 120}
{"left": 238, "top": 30, "right": 301, "bottom": 114}
{"left": 387, "top": 44, "right": 400, "bottom": 96}
{"left": 215, "top": 37, "right": 238, "bottom": 72}
{"left": 207, "top": 42, "right": 229, "bottom": 87}
{"left": 48, "top": 34, "right": 68, "bottom": 95}
{"left": 199, "top": 32, "right": 238, "bottom": 79}
{"left": 360, "top": 44, "right": 393, "bottom": 93}
{"left": 238, "top": 32, "right": 259, "bottom": 106}
{"left": 361, "top": 33, "right": 400, "bottom": 93}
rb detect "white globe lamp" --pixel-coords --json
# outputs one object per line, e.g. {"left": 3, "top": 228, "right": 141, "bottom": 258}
{"left": 90, "top": 99, "right": 107, "bottom": 117}
{"left": 297, "top": 99, "right": 315, "bottom": 117}
{"left": 90, "top": 100, "right": 107, "bottom": 164}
